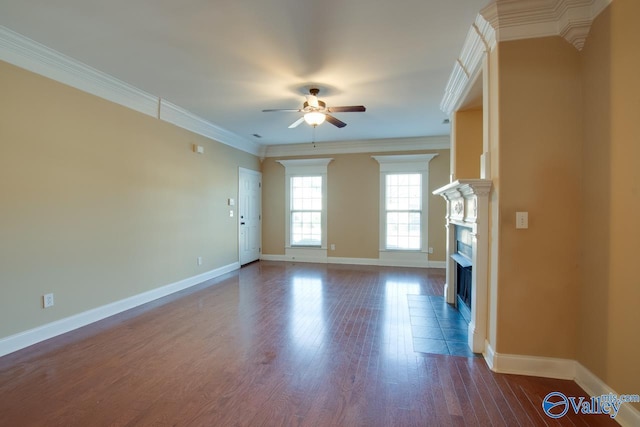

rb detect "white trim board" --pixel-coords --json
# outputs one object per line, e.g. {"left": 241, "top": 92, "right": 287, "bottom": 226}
{"left": 440, "top": 13, "right": 495, "bottom": 115}
{"left": 0, "top": 25, "right": 158, "bottom": 118}
{"left": 260, "top": 254, "right": 445, "bottom": 269}
{"left": 0, "top": 25, "right": 450, "bottom": 159}
{"left": 485, "top": 346, "right": 576, "bottom": 380}
{"left": 0, "top": 262, "right": 240, "bottom": 358}
{"left": 264, "top": 136, "right": 450, "bottom": 158}
{"left": 159, "top": 100, "right": 261, "bottom": 156}
{"left": 481, "top": 0, "right": 612, "bottom": 50}
{"left": 0, "top": 25, "right": 260, "bottom": 156}
{"left": 483, "top": 343, "right": 640, "bottom": 427}
{"left": 575, "top": 364, "right": 640, "bottom": 427}
{"left": 441, "top": 0, "right": 613, "bottom": 115}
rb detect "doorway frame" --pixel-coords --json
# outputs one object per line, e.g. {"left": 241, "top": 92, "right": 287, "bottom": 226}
{"left": 238, "top": 167, "right": 262, "bottom": 266}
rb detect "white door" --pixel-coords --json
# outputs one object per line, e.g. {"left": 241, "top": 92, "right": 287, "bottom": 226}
{"left": 239, "top": 168, "right": 262, "bottom": 265}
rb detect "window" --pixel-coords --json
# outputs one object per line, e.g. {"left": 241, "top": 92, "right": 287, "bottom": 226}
{"left": 290, "top": 176, "right": 322, "bottom": 246}
{"left": 385, "top": 173, "right": 422, "bottom": 250}
{"left": 277, "top": 158, "right": 332, "bottom": 253}
{"left": 373, "top": 154, "right": 438, "bottom": 267}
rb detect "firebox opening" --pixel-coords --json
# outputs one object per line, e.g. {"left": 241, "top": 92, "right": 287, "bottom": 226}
{"left": 451, "top": 225, "right": 473, "bottom": 324}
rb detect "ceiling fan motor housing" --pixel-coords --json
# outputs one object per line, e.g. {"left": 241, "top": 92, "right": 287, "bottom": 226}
{"left": 303, "top": 100, "right": 326, "bottom": 111}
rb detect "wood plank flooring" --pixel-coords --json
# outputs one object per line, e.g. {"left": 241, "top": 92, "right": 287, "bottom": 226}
{"left": 0, "top": 261, "right": 618, "bottom": 426}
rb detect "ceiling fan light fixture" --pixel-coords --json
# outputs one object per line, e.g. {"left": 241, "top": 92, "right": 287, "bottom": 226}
{"left": 263, "top": 87, "right": 364, "bottom": 129}
{"left": 304, "top": 111, "right": 326, "bottom": 126}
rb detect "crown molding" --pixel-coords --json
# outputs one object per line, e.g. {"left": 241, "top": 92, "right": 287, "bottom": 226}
{"left": 481, "top": 0, "right": 613, "bottom": 50}
{"left": 0, "top": 25, "right": 261, "bottom": 156}
{"left": 0, "top": 26, "right": 159, "bottom": 117}
{"left": 159, "top": 100, "right": 261, "bottom": 156}
{"left": 441, "top": 0, "right": 612, "bottom": 115}
{"left": 264, "top": 136, "right": 450, "bottom": 158}
{"left": 440, "top": 14, "right": 495, "bottom": 115}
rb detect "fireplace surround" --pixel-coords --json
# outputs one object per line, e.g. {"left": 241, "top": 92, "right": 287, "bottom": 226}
{"left": 433, "top": 179, "right": 492, "bottom": 353}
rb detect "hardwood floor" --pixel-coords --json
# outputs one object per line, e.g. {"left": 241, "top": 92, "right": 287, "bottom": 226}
{"left": 0, "top": 262, "right": 617, "bottom": 426}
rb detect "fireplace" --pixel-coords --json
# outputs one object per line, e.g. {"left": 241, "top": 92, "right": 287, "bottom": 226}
{"left": 433, "top": 179, "right": 491, "bottom": 353}
{"left": 452, "top": 225, "right": 473, "bottom": 321}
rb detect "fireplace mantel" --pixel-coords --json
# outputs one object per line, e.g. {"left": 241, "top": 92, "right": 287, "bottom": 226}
{"left": 433, "top": 179, "right": 492, "bottom": 353}
{"left": 433, "top": 179, "right": 492, "bottom": 229}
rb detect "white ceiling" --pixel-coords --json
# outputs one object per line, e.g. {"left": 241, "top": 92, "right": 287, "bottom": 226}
{"left": 0, "top": 0, "right": 488, "bottom": 147}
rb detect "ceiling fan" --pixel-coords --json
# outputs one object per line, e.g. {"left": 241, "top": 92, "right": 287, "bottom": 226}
{"left": 262, "top": 88, "right": 366, "bottom": 128}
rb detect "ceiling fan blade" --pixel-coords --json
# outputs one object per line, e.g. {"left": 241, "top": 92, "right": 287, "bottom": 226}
{"left": 262, "top": 109, "right": 302, "bottom": 112}
{"left": 327, "top": 105, "right": 366, "bottom": 113}
{"left": 325, "top": 114, "right": 347, "bottom": 128}
{"left": 288, "top": 117, "right": 305, "bottom": 128}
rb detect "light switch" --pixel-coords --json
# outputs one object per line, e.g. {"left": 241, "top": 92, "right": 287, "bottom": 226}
{"left": 228, "top": 198, "right": 235, "bottom": 206}
{"left": 516, "top": 212, "right": 528, "bottom": 229}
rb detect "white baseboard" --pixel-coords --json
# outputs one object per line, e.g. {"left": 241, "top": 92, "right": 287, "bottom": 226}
{"left": 260, "top": 254, "right": 446, "bottom": 269}
{"left": 483, "top": 342, "right": 640, "bottom": 426}
{"left": 0, "top": 262, "right": 239, "bottom": 358}
{"left": 574, "top": 363, "right": 640, "bottom": 427}
{"left": 327, "top": 256, "right": 379, "bottom": 266}
{"left": 428, "top": 260, "right": 446, "bottom": 269}
{"left": 483, "top": 340, "right": 496, "bottom": 370}
{"left": 487, "top": 347, "right": 576, "bottom": 380}
{"left": 259, "top": 254, "right": 289, "bottom": 262}
{"left": 261, "top": 253, "right": 324, "bottom": 264}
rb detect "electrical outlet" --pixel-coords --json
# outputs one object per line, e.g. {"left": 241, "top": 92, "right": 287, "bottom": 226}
{"left": 197, "top": 256, "right": 203, "bottom": 266}
{"left": 43, "top": 293, "right": 54, "bottom": 308}
{"left": 428, "top": 247, "right": 434, "bottom": 254}
{"left": 330, "top": 244, "right": 336, "bottom": 251}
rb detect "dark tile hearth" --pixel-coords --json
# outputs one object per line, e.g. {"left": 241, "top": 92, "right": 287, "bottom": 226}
{"left": 408, "top": 295, "right": 478, "bottom": 358}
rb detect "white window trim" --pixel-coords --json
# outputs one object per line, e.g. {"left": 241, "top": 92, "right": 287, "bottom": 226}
{"left": 277, "top": 159, "right": 332, "bottom": 257}
{"left": 373, "top": 154, "right": 438, "bottom": 266}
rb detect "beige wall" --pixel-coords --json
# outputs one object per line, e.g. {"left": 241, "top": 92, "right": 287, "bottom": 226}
{"left": 453, "top": 109, "right": 483, "bottom": 179}
{"left": 580, "top": 0, "right": 640, "bottom": 402}
{"left": 261, "top": 149, "right": 450, "bottom": 261}
{"left": 0, "top": 61, "right": 260, "bottom": 338}
{"left": 261, "top": 157, "right": 286, "bottom": 255}
{"left": 484, "top": 0, "right": 640, "bottom": 402}
{"left": 496, "top": 37, "right": 583, "bottom": 358}
{"left": 327, "top": 154, "right": 379, "bottom": 259}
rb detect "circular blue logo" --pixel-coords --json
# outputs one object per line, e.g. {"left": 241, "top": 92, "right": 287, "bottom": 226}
{"left": 542, "top": 392, "right": 569, "bottom": 419}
